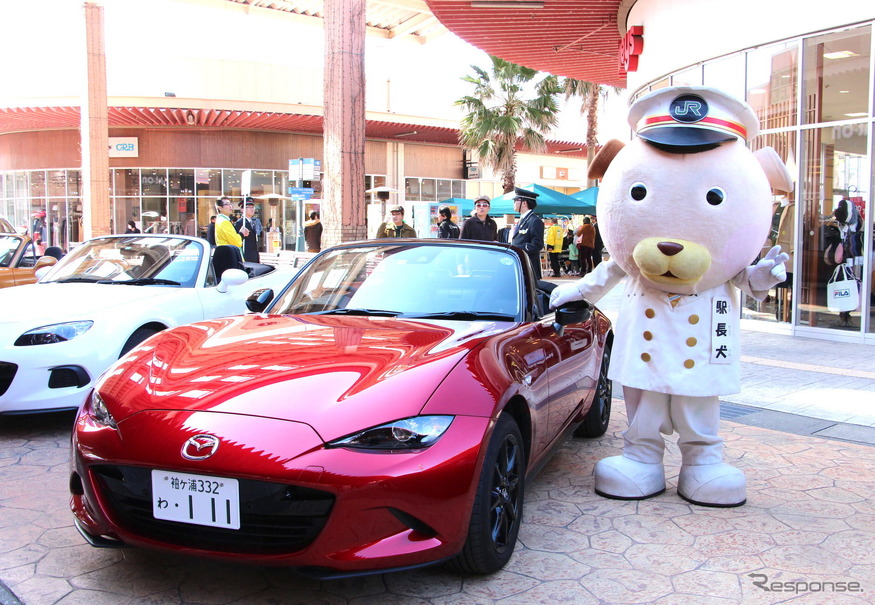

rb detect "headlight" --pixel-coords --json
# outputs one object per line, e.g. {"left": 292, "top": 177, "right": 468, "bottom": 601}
{"left": 15, "top": 320, "right": 94, "bottom": 346}
{"left": 327, "top": 416, "right": 453, "bottom": 450}
{"left": 89, "top": 391, "right": 117, "bottom": 429}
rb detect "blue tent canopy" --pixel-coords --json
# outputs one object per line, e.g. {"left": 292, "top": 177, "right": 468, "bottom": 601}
{"left": 569, "top": 186, "right": 598, "bottom": 215}
{"left": 488, "top": 184, "right": 597, "bottom": 216}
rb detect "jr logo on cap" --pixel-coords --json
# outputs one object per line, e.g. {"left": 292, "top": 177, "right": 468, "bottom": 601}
{"left": 670, "top": 95, "right": 708, "bottom": 123}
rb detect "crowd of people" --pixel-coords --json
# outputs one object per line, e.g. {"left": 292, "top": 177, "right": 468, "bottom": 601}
{"left": 373, "top": 186, "right": 602, "bottom": 281}
{"left": 119, "top": 189, "right": 600, "bottom": 276}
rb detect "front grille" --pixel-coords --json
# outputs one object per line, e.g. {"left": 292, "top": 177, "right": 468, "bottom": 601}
{"left": 0, "top": 362, "right": 17, "bottom": 396}
{"left": 91, "top": 465, "right": 335, "bottom": 555}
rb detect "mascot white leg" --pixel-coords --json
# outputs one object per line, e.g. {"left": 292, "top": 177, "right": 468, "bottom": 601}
{"left": 594, "top": 388, "right": 669, "bottom": 499}
{"left": 671, "top": 395, "right": 746, "bottom": 507}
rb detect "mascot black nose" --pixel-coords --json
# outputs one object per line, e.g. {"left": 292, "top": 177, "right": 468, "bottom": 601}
{"left": 657, "top": 242, "right": 684, "bottom": 256}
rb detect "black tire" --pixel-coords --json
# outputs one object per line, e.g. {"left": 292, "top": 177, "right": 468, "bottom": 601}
{"left": 119, "top": 327, "right": 161, "bottom": 358}
{"left": 452, "top": 414, "right": 526, "bottom": 574}
{"left": 573, "top": 339, "right": 612, "bottom": 438}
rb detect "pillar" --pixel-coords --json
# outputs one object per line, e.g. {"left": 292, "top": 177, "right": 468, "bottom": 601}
{"left": 82, "top": 2, "right": 111, "bottom": 238}
{"left": 322, "top": 0, "right": 368, "bottom": 246}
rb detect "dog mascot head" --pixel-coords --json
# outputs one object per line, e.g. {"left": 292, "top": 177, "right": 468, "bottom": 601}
{"left": 590, "top": 86, "right": 793, "bottom": 295}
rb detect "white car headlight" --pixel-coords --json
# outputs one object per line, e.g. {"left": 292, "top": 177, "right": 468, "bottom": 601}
{"left": 327, "top": 416, "right": 453, "bottom": 451}
{"left": 14, "top": 320, "right": 94, "bottom": 346}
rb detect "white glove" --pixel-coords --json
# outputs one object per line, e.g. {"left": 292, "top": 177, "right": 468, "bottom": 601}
{"left": 749, "top": 245, "right": 790, "bottom": 292}
{"left": 550, "top": 282, "right": 584, "bottom": 309}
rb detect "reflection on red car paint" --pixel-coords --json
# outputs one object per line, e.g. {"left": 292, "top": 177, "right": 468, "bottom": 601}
{"left": 70, "top": 239, "right": 613, "bottom": 577}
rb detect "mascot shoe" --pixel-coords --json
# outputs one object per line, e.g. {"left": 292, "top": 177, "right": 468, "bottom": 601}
{"left": 594, "top": 456, "right": 666, "bottom": 500}
{"left": 678, "top": 463, "right": 747, "bottom": 507}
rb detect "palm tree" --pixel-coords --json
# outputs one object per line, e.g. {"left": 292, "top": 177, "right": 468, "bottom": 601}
{"left": 561, "top": 78, "right": 621, "bottom": 187}
{"left": 456, "top": 56, "right": 562, "bottom": 193}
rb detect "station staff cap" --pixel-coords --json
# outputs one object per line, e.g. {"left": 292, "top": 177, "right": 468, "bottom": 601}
{"left": 628, "top": 86, "right": 760, "bottom": 150}
{"left": 513, "top": 187, "right": 539, "bottom": 208}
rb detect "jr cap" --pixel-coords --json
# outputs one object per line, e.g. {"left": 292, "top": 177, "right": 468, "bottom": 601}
{"left": 628, "top": 86, "right": 760, "bottom": 150}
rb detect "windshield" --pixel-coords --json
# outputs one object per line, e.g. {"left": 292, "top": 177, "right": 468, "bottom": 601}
{"left": 41, "top": 236, "right": 203, "bottom": 286}
{"left": 269, "top": 243, "right": 522, "bottom": 320}
{"left": 0, "top": 235, "right": 23, "bottom": 268}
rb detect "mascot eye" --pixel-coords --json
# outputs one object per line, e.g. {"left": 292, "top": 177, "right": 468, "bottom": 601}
{"left": 706, "top": 187, "right": 726, "bottom": 206}
{"left": 630, "top": 183, "right": 647, "bottom": 201}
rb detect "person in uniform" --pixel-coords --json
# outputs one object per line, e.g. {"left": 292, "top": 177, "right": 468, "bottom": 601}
{"left": 235, "top": 198, "right": 260, "bottom": 262}
{"left": 510, "top": 187, "right": 544, "bottom": 280}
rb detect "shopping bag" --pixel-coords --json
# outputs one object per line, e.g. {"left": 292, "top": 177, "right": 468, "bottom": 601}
{"left": 826, "top": 265, "right": 860, "bottom": 312}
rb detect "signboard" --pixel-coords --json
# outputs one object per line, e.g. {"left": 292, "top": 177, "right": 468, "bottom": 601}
{"left": 619, "top": 25, "right": 644, "bottom": 77}
{"left": 288, "top": 186, "right": 315, "bottom": 200}
{"left": 108, "top": 137, "right": 138, "bottom": 158}
{"left": 289, "top": 158, "right": 322, "bottom": 182}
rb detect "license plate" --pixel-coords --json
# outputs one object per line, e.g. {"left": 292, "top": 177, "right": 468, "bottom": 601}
{"left": 151, "top": 470, "right": 240, "bottom": 530}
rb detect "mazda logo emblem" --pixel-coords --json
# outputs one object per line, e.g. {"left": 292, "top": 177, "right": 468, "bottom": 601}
{"left": 181, "top": 434, "right": 220, "bottom": 460}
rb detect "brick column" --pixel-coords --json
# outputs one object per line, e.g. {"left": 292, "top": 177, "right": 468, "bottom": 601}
{"left": 81, "top": 2, "right": 111, "bottom": 238}
{"left": 322, "top": 0, "right": 368, "bottom": 247}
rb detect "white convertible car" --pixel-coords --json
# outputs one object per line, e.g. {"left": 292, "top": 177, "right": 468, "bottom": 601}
{"left": 0, "top": 234, "right": 299, "bottom": 415}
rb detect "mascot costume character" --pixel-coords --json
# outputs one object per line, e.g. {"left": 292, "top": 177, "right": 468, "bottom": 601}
{"left": 550, "top": 86, "right": 793, "bottom": 507}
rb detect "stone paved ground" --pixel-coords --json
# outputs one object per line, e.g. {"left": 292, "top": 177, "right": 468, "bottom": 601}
{"left": 2, "top": 407, "right": 874, "bottom": 605}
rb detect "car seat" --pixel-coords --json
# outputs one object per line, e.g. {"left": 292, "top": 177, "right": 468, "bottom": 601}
{"left": 212, "top": 245, "right": 245, "bottom": 278}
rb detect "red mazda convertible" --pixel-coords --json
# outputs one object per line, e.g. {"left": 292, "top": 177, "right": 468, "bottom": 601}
{"left": 70, "top": 239, "right": 613, "bottom": 577}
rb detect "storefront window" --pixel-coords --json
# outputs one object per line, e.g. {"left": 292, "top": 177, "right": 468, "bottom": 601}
{"left": 113, "top": 197, "right": 140, "bottom": 235}
{"left": 29, "top": 171, "right": 46, "bottom": 198}
{"left": 67, "top": 170, "right": 80, "bottom": 197}
{"left": 420, "top": 178, "right": 436, "bottom": 201}
{"left": 223, "top": 169, "right": 243, "bottom": 198}
{"left": 46, "top": 170, "right": 67, "bottom": 197}
{"left": 802, "top": 27, "right": 870, "bottom": 125}
{"left": 798, "top": 124, "right": 869, "bottom": 332}
{"left": 113, "top": 169, "right": 139, "bottom": 196}
{"left": 747, "top": 41, "right": 798, "bottom": 130}
{"left": 405, "top": 177, "right": 421, "bottom": 199}
{"left": 703, "top": 54, "right": 745, "bottom": 102}
{"left": 195, "top": 169, "right": 221, "bottom": 198}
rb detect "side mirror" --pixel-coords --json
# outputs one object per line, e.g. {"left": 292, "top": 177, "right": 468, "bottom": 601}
{"left": 245, "top": 288, "right": 275, "bottom": 313}
{"left": 553, "top": 300, "right": 592, "bottom": 336}
{"left": 216, "top": 268, "right": 249, "bottom": 293}
{"left": 35, "top": 256, "right": 57, "bottom": 269}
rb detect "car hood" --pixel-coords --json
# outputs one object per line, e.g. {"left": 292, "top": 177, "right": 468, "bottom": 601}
{"left": 104, "top": 314, "right": 505, "bottom": 441}
{"left": 0, "top": 283, "right": 177, "bottom": 327}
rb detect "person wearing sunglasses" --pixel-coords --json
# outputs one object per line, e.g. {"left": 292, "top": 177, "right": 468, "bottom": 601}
{"left": 460, "top": 195, "right": 498, "bottom": 241}
{"left": 214, "top": 197, "right": 242, "bottom": 250}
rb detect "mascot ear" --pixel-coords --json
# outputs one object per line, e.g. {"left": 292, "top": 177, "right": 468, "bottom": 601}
{"left": 753, "top": 147, "right": 794, "bottom": 193}
{"left": 588, "top": 139, "right": 625, "bottom": 180}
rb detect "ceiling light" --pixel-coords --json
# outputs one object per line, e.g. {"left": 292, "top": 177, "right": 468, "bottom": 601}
{"left": 470, "top": 1, "right": 544, "bottom": 8}
{"left": 824, "top": 50, "right": 859, "bottom": 60}
{"left": 839, "top": 90, "right": 850, "bottom": 94}
{"left": 396, "top": 131, "right": 418, "bottom": 138}
{"left": 844, "top": 112, "right": 868, "bottom": 117}
{"left": 558, "top": 148, "right": 583, "bottom": 153}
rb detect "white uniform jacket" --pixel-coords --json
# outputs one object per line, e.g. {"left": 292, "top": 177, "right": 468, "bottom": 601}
{"left": 575, "top": 259, "right": 764, "bottom": 397}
